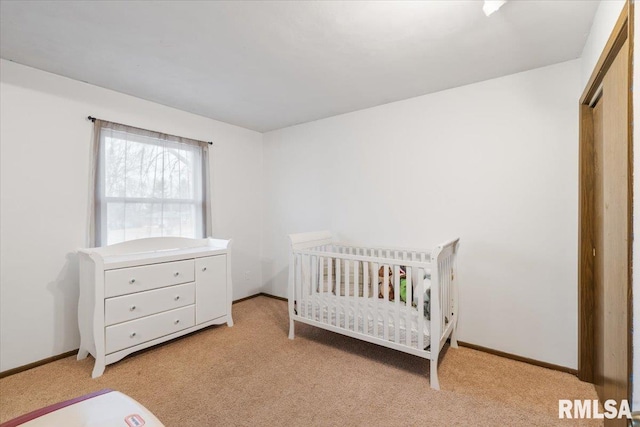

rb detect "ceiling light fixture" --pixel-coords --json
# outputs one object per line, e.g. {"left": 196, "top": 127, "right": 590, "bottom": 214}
{"left": 483, "top": 0, "right": 507, "bottom": 17}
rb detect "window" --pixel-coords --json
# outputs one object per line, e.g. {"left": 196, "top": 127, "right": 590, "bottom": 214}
{"left": 94, "top": 121, "right": 210, "bottom": 246}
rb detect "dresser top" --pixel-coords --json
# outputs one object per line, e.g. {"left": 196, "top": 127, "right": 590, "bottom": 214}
{"left": 79, "top": 237, "right": 230, "bottom": 269}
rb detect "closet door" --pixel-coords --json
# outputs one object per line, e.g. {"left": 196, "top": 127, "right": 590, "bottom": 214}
{"left": 195, "top": 255, "right": 227, "bottom": 324}
{"left": 579, "top": 34, "right": 630, "bottom": 426}
{"left": 596, "top": 39, "right": 630, "bottom": 413}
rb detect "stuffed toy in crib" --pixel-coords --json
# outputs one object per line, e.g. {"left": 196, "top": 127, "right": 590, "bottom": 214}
{"left": 378, "top": 265, "right": 431, "bottom": 320}
{"left": 377, "top": 266, "right": 405, "bottom": 300}
{"left": 406, "top": 272, "right": 431, "bottom": 320}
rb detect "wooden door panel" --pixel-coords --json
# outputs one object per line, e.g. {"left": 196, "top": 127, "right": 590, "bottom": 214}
{"left": 592, "top": 99, "right": 604, "bottom": 399}
{"left": 600, "top": 39, "right": 629, "bottom": 416}
{"left": 578, "top": 6, "right": 630, "bottom": 425}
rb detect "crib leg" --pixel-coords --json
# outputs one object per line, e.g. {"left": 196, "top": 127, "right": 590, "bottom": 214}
{"left": 450, "top": 321, "right": 459, "bottom": 349}
{"left": 288, "top": 318, "right": 295, "bottom": 340}
{"left": 430, "top": 359, "right": 440, "bottom": 390}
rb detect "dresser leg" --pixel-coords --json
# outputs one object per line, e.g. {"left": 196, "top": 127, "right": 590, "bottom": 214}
{"left": 227, "top": 315, "right": 234, "bottom": 327}
{"left": 77, "top": 348, "right": 89, "bottom": 361}
{"left": 92, "top": 361, "right": 105, "bottom": 378}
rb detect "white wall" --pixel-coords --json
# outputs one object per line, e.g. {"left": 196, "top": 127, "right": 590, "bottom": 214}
{"left": 261, "top": 60, "right": 581, "bottom": 369}
{"left": 0, "top": 59, "right": 263, "bottom": 372}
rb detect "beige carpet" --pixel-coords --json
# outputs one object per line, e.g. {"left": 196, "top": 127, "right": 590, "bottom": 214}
{"left": 0, "top": 296, "right": 600, "bottom": 426}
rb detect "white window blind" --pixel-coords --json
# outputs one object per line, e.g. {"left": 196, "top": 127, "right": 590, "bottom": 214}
{"left": 92, "top": 121, "right": 211, "bottom": 246}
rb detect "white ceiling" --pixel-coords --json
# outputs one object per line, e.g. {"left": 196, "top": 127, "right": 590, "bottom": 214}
{"left": 0, "top": 1, "right": 598, "bottom": 132}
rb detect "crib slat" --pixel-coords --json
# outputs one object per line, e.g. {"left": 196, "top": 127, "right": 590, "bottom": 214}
{"left": 344, "top": 257, "right": 350, "bottom": 330}
{"left": 410, "top": 252, "right": 417, "bottom": 348}
{"left": 328, "top": 255, "right": 333, "bottom": 294}
{"left": 309, "top": 253, "right": 314, "bottom": 320}
{"left": 349, "top": 248, "right": 355, "bottom": 296}
{"left": 451, "top": 251, "right": 458, "bottom": 329}
{"left": 449, "top": 258, "right": 452, "bottom": 319}
{"left": 322, "top": 257, "right": 332, "bottom": 323}
{"left": 348, "top": 248, "right": 353, "bottom": 331}
{"left": 336, "top": 255, "right": 341, "bottom": 327}
{"left": 405, "top": 266, "right": 412, "bottom": 347}
{"left": 446, "top": 258, "right": 451, "bottom": 325}
{"left": 304, "top": 253, "right": 309, "bottom": 318}
{"left": 296, "top": 253, "right": 302, "bottom": 318}
{"left": 442, "top": 259, "right": 445, "bottom": 330}
{"left": 383, "top": 261, "right": 389, "bottom": 341}
{"left": 320, "top": 253, "right": 325, "bottom": 301}
{"left": 418, "top": 268, "right": 425, "bottom": 350}
{"left": 320, "top": 256, "right": 326, "bottom": 322}
{"left": 319, "top": 255, "right": 324, "bottom": 321}
{"left": 421, "top": 249, "right": 428, "bottom": 348}
{"left": 354, "top": 256, "right": 359, "bottom": 332}
{"left": 373, "top": 259, "right": 379, "bottom": 338}
{"left": 363, "top": 258, "right": 369, "bottom": 333}
{"left": 304, "top": 253, "right": 310, "bottom": 319}
{"left": 450, "top": 258, "right": 454, "bottom": 320}
{"left": 303, "top": 253, "right": 308, "bottom": 319}
{"left": 394, "top": 264, "right": 400, "bottom": 343}
{"left": 312, "top": 255, "right": 317, "bottom": 320}
{"left": 311, "top": 255, "right": 315, "bottom": 320}
{"left": 443, "top": 256, "right": 447, "bottom": 323}
{"left": 441, "top": 258, "right": 447, "bottom": 333}
{"left": 363, "top": 260, "right": 369, "bottom": 300}
{"left": 348, "top": 256, "right": 353, "bottom": 331}
{"left": 430, "top": 255, "right": 440, "bottom": 351}
{"left": 446, "top": 258, "right": 450, "bottom": 327}
{"left": 448, "top": 256, "right": 452, "bottom": 323}
{"left": 327, "top": 255, "right": 333, "bottom": 325}
{"left": 299, "top": 253, "right": 305, "bottom": 317}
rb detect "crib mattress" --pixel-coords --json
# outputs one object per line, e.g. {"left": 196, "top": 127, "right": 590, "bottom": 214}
{"left": 299, "top": 293, "right": 431, "bottom": 350}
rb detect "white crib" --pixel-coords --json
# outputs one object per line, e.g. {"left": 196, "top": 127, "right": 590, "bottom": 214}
{"left": 287, "top": 231, "right": 460, "bottom": 390}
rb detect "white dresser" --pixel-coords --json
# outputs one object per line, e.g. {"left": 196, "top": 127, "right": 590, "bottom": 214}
{"left": 77, "top": 237, "right": 233, "bottom": 378}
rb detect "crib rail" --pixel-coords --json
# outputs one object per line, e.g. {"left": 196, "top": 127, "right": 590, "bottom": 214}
{"left": 332, "top": 243, "right": 432, "bottom": 264}
{"left": 292, "top": 247, "right": 431, "bottom": 349}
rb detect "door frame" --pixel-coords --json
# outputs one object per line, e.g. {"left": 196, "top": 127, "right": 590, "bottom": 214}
{"left": 578, "top": 0, "right": 633, "bottom": 391}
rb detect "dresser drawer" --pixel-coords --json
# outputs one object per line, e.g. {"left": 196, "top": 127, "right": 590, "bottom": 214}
{"left": 106, "top": 305, "right": 195, "bottom": 354}
{"left": 105, "top": 260, "right": 195, "bottom": 298}
{"left": 105, "top": 282, "right": 195, "bottom": 326}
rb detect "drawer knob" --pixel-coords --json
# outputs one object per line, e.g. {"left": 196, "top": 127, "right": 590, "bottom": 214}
{"left": 129, "top": 278, "right": 136, "bottom": 284}
{"left": 129, "top": 305, "right": 136, "bottom": 311}
{"left": 202, "top": 267, "right": 207, "bottom": 272}
{"left": 174, "top": 319, "right": 180, "bottom": 325}
{"left": 130, "top": 332, "right": 137, "bottom": 338}
{"left": 174, "top": 295, "right": 180, "bottom": 301}
{"left": 174, "top": 272, "right": 180, "bottom": 277}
